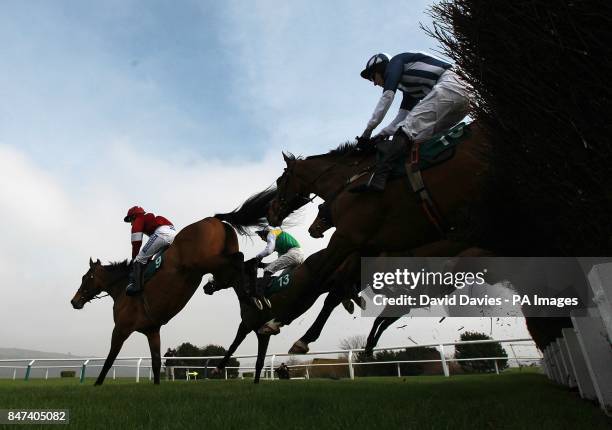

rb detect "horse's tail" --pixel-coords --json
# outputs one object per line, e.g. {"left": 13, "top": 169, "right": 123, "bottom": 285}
{"left": 214, "top": 186, "right": 277, "bottom": 236}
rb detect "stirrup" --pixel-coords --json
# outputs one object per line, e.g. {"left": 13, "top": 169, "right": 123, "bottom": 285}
{"left": 251, "top": 297, "right": 263, "bottom": 311}
{"left": 261, "top": 296, "right": 272, "bottom": 309}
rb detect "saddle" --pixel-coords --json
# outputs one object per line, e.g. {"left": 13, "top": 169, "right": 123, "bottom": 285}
{"left": 252, "top": 268, "right": 294, "bottom": 297}
{"left": 388, "top": 121, "right": 471, "bottom": 179}
{"left": 316, "top": 122, "right": 472, "bottom": 231}
{"left": 143, "top": 246, "right": 169, "bottom": 284}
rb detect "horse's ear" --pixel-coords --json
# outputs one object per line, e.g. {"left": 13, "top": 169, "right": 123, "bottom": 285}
{"left": 89, "top": 257, "right": 93, "bottom": 267}
{"left": 282, "top": 152, "right": 293, "bottom": 165}
{"left": 96, "top": 259, "right": 101, "bottom": 265}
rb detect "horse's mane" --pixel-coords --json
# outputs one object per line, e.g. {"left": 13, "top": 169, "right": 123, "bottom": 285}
{"left": 105, "top": 260, "right": 131, "bottom": 272}
{"left": 305, "top": 140, "right": 375, "bottom": 159}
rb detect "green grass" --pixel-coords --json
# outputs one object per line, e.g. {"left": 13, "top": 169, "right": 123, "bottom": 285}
{"left": 0, "top": 370, "right": 609, "bottom": 429}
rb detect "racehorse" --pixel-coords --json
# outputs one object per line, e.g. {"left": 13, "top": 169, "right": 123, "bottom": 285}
{"left": 265, "top": 127, "right": 489, "bottom": 352}
{"left": 267, "top": 123, "right": 489, "bottom": 293}
{"left": 204, "top": 250, "right": 361, "bottom": 383}
{"left": 70, "top": 190, "right": 276, "bottom": 386}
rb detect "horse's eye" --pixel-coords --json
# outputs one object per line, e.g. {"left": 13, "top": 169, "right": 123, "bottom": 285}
{"left": 90, "top": 275, "right": 94, "bottom": 279}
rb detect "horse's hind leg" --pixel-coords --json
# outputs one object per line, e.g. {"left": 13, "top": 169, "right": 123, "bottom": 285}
{"left": 290, "top": 289, "right": 343, "bottom": 354}
{"left": 215, "top": 322, "right": 250, "bottom": 373}
{"left": 365, "top": 317, "right": 386, "bottom": 357}
{"left": 254, "top": 333, "right": 270, "bottom": 384}
{"left": 370, "top": 317, "right": 400, "bottom": 355}
{"left": 95, "top": 326, "right": 131, "bottom": 386}
{"left": 146, "top": 327, "right": 162, "bottom": 384}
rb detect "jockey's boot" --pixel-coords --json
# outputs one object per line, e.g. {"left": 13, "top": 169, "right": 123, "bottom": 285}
{"left": 126, "top": 262, "right": 145, "bottom": 296}
{"left": 262, "top": 271, "right": 273, "bottom": 288}
{"left": 350, "top": 131, "right": 411, "bottom": 193}
{"left": 259, "top": 271, "right": 272, "bottom": 309}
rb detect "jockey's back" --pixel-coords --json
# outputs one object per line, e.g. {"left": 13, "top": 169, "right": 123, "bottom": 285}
{"left": 269, "top": 229, "right": 300, "bottom": 255}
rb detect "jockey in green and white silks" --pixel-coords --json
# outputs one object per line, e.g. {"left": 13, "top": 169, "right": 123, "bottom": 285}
{"left": 255, "top": 227, "right": 304, "bottom": 335}
{"left": 351, "top": 52, "right": 471, "bottom": 193}
{"left": 255, "top": 227, "right": 304, "bottom": 285}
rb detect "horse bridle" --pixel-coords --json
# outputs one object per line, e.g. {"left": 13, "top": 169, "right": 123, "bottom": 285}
{"left": 276, "top": 150, "right": 372, "bottom": 220}
{"left": 275, "top": 161, "right": 339, "bottom": 218}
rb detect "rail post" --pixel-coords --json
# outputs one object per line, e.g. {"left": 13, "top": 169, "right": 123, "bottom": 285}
{"left": 510, "top": 344, "right": 520, "bottom": 369}
{"left": 149, "top": 368, "right": 152, "bottom": 381}
{"left": 494, "top": 360, "right": 500, "bottom": 375}
{"left": 204, "top": 359, "right": 210, "bottom": 379}
{"left": 25, "top": 360, "right": 35, "bottom": 381}
{"left": 397, "top": 362, "right": 401, "bottom": 377}
{"left": 224, "top": 368, "right": 228, "bottom": 380}
{"left": 135, "top": 358, "right": 143, "bottom": 383}
{"left": 80, "top": 360, "right": 89, "bottom": 383}
{"left": 112, "top": 367, "right": 116, "bottom": 380}
{"left": 271, "top": 355, "right": 276, "bottom": 380}
{"left": 45, "top": 368, "right": 49, "bottom": 380}
{"left": 12, "top": 368, "right": 17, "bottom": 380}
{"left": 439, "top": 345, "right": 450, "bottom": 377}
{"left": 348, "top": 350, "right": 355, "bottom": 380}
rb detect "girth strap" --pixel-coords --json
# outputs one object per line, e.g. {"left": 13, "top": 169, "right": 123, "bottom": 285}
{"left": 405, "top": 141, "right": 447, "bottom": 237}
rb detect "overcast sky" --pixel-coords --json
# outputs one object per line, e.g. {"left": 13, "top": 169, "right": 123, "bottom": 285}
{"left": 0, "top": 0, "right": 530, "bottom": 359}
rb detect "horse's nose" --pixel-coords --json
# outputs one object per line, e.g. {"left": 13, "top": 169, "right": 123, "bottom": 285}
{"left": 71, "top": 298, "right": 83, "bottom": 309}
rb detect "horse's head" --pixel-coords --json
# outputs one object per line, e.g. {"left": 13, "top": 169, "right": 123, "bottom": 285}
{"left": 268, "top": 153, "right": 312, "bottom": 226}
{"left": 71, "top": 258, "right": 105, "bottom": 309}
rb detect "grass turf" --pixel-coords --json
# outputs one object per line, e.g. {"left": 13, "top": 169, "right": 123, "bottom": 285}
{"left": 0, "top": 369, "right": 609, "bottom": 429}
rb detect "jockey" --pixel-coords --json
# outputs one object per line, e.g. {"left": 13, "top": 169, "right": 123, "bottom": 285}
{"left": 123, "top": 206, "right": 177, "bottom": 296}
{"left": 255, "top": 227, "right": 304, "bottom": 285}
{"left": 350, "top": 52, "right": 471, "bottom": 193}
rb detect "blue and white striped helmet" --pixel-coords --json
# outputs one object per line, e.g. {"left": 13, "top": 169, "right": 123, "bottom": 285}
{"left": 360, "top": 53, "right": 390, "bottom": 80}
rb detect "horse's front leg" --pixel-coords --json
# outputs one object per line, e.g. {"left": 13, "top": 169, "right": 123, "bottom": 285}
{"left": 254, "top": 333, "right": 271, "bottom": 384}
{"left": 289, "top": 289, "right": 344, "bottom": 354}
{"left": 146, "top": 327, "right": 162, "bottom": 384}
{"left": 95, "top": 326, "right": 131, "bottom": 386}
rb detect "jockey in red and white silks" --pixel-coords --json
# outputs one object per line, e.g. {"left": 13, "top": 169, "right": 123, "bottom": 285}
{"left": 123, "top": 206, "right": 177, "bottom": 295}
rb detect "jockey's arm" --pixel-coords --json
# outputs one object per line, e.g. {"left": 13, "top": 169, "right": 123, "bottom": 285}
{"left": 362, "top": 58, "right": 406, "bottom": 138}
{"left": 130, "top": 217, "right": 145, "bottom": 259}
{"left": 378, "top": 94, "right": 418, "bottom": 137}
{"left": 131, "top": 234, "right": 143, "bottom": 259}
{"left": 256, "top": 232, "right": 276, "bottom": 259}
{"left": 362, "top": 90, "right": 395, "bottom": 138}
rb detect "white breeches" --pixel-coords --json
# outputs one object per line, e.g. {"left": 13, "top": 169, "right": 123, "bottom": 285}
{"left": 400, "top": 69, "right": 471, "bottom": 142}
{"left": 134, "top": 225, "right": 177, "bottom": 264}
{"left": 265, "top": 248, "right": 305, "bottom": 274}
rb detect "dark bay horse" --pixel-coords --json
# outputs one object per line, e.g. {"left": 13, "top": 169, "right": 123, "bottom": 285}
{"left": 288, "top": 240, "right": 473, "bottom": 354}
{"left": 264, "top": 126, "right": 489, "bottom": 351}
{"left": 267, "top": 123, "right": 489, "bottom": 288}
{"left": 70, "top": 189, "right": 275, "bottom": 385}
{"left": 205, "top": 250, "right": 361, "bottom": 383}
{"left": 71, "top": 218, "right": 246, "bottom": 385}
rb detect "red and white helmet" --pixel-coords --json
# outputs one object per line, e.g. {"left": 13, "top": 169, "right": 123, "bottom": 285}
{"left": 124, "top": 206, "right": 145, "bottom": 222}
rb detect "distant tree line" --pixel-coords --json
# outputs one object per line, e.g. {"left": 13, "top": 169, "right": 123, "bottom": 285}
{"left": 164, "top": 342, "right": 240, "bottom": 379}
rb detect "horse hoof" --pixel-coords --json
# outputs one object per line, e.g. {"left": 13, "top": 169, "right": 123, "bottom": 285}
{"left": 309, "top": 230, "right": 324, "bottom": 239}
{"left": 251, "top": 297, "right": 263, "bottom": 310}
{"left": 342, "top": 299, "right": 355, "bottom": 314}
{"left": 355, "top": 296, "right": 366, "bottom": 310}
{"left": 202, "top": 281, "right": 216, "bottom": 295}
{"left": 289, "top": 340, "right": 309, "bottom": 354}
